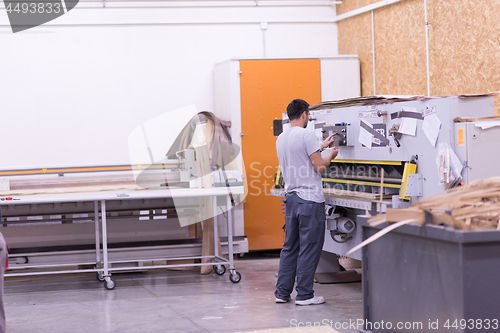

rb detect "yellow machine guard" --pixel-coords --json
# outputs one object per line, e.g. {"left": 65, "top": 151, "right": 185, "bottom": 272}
{"left": 399, "top": 161, "right": 417, "bottom": 201}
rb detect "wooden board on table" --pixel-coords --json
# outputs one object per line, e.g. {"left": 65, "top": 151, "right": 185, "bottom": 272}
{"left": 323, "top": 188, "right": 392, "bottom": 200}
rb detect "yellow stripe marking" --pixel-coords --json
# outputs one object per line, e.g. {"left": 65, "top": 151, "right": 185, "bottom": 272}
{"left": 331, "top": 159, "right": 402, "bottom": 165}
{"left": 322, "top": 178, "right": 401, "bottom": 189}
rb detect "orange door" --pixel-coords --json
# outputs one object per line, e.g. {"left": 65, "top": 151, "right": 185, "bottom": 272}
{"left": 240, "top": 59, "right": 322, "bottom": 250}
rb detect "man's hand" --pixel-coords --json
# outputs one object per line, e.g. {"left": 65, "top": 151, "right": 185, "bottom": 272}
{"left": 321, "top": 133, "right": 336, "bottom": 150}
{"left": 310, "top": 135, "right": 339, "bottom": 173}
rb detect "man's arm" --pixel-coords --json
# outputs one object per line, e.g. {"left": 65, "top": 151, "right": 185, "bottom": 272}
{"left": 310, "top": 148, "right": 338, "bottom": 173}
{"left": 310, "top": 134, "right": 338, "bottom": 173}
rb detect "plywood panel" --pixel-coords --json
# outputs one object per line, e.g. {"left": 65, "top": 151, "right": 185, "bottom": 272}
{"left": 337, "top": 0, "right": 500, "bottom": 115}
{"left": 336, "top": 0, "right": 382, "bottom": 15}
{"left": 429, "top": 0, "right": 500, "bottom": 115}
{"left": 240, "top": 59, "right": 321, "bottom": 250}
{"left": 375, "top": 0, "right": 427, "bottom": 95}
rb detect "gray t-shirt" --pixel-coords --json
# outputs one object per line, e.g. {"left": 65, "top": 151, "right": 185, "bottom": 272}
{"left": 276, "top": 126, "right": 324, "bottom": 203}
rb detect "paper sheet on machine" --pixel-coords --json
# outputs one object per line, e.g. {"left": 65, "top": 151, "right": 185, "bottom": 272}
{"left": 422, "top": 113, "right": 442, "bottom": 147}
{"left": 397, "top": 108, "right": 419, "bottom": 136}
{"left": 474, "top": 120, "right": 500, "bottom": 129}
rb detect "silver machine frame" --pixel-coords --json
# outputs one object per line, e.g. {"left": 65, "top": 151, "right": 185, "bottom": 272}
{"left": 272, "top": 95, "right": 500, "bottom": 260}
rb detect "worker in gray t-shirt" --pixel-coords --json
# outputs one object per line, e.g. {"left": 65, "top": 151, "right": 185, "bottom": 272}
{"left": 274, "top": 99, "right": 338, "bottom": 306}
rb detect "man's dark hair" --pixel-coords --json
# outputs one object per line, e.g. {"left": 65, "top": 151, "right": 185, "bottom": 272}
{"left": 287, "top": 99, "right": 309, "bottom": 121}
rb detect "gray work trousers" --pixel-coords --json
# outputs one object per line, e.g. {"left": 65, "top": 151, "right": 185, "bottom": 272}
{"left": 275, "top": 193, "right": 325, "bottom": 301}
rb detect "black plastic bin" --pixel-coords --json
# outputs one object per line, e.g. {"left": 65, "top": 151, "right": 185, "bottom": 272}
{"left": 361, "top": 218, "right": 500, "bottom": 333}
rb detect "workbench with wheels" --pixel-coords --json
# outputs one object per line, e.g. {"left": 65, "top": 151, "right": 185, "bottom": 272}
{"left": 1, "top": 186, "right": 244, "bottom": 289}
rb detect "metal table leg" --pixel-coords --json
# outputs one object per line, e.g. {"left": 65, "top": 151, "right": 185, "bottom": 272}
{"left": 227, "top": 194, "right": 241, "bottom": 283}
{"left": 227, "top": 195, "right": 234, "bottom": 268}
{"left": 94, "top": 201, "right": 104, "bottom": 281}
{"left": 213, "top": 196, "right": 219, "bottom": 259}
{"left": 212, "top": 195, "right": 227, "bottom": 276}
{"left": 101, "top": 200, "right": 115, "bottom": 290}
{"left": 94, "top": 201, "right": 101, "bottom": 264}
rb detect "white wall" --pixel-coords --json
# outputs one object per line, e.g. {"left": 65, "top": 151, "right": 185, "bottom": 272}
{"left": 321, "top": 56, "right": 361, "bottom": 101}
{"left": 0, "top": 1, "right": 337, "bottom": 169}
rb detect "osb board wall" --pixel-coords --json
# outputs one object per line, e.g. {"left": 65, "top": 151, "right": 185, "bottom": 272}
{"left": 337, "top": 0, "right": 500, "bottom": 115}
{"left": 375, "top": 0, "right": 427, "bottom": 96}
{"left": 337, "top": 0, "right": 381, "bottom": 15}
{"left": 429, "top": 1, "right": 500, "bottom": 97}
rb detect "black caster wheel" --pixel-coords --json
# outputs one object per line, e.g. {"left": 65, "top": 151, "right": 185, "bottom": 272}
{"left": 104, "top": 278, "right": 116, "bottom": 290}
{"left": 213, "top": 264, "right": 226, "bottom": 276}
{"left": 237, "top": 253, "right": 245, "bottom": 259}
{"left": 96, "top": 272, "right": 105, "bottom": 282}
{"left": 229, "top": 271, "right": 241, "bottom": 283}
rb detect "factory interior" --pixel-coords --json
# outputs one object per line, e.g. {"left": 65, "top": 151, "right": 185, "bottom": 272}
{"left": 1, "top": 1, "right": 500, "bottom": 333}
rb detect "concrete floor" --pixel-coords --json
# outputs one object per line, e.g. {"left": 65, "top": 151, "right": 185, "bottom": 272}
{"left": 3, "top": 252, "right": 362, "bottom": 333}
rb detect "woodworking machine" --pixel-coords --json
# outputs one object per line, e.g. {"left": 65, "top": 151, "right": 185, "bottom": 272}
{"left": 272, "top": 94, "right": 500, "bottom": 260}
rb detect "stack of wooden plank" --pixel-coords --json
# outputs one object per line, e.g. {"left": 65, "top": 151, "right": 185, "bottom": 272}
{"left": 309, "top": 93, "right": 494, "bottom": 111}
{"left": 346, "top": 177, "right": 500, "bottom": 256}
{"left": 369, "top": 177, "right": 500, "bottom": 231}
{"left": 453, "top": 115, "right": 500, "bottom": 122}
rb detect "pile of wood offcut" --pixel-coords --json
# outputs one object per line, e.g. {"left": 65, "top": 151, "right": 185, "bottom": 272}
{"left": 369, "top": 177, "right": 500, "bottom": 231}
{"left": 346, "top": 177, "right": 500, "bottom": 256}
